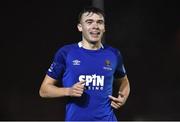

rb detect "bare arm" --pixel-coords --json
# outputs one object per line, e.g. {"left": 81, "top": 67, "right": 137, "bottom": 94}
{"left": 109, "top": 75, "right": 130, "bottom": 109}
{"left": 118, "top": 75, "right": 130, "bottom": 102}
{"left": 39, "top": 75, "right": 85, "bottom": 98}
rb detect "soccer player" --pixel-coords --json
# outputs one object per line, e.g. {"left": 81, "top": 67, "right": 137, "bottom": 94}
{"left": 39, "top": 7, "right": 130, "bottom": 121}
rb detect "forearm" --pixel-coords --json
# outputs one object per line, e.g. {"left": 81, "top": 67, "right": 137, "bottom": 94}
{"left": 109, "top": 75, "right": 130, "bottom": 109}
{"left": 118, "top": 75, "right": 130, "bottom": 101}
{"left": 39, "top": 84, "right": 70, "bottom": 98}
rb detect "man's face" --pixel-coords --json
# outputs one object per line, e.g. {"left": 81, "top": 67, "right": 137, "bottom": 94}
{"left": 78, "top": 12, "right": 105, "bottom": 43}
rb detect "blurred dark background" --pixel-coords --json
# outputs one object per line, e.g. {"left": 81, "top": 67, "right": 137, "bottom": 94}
{"left": 1, "top": 0, "right": 180, "bottom": 120}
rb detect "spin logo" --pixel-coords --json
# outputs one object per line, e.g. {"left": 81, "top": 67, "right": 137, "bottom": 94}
{"left": 79, "top": 74, "right": 104, "bottom": 90}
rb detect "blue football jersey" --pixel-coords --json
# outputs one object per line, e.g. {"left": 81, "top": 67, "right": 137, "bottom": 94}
{"left": 47, "top": 42, "right": 126, "bottom": 121}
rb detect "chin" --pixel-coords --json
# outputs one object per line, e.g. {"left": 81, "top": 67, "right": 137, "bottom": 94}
{"left": 89, "top": 38, "right": 101, "bottom": 43}
{"left": 89, "top": 40, "right": 99, "bottom": 44}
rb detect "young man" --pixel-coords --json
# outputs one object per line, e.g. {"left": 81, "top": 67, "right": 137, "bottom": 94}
{"left": 39, "top": 7, "right": 130, "bottom": 121}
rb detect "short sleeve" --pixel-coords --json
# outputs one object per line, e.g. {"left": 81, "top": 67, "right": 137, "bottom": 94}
{"left": 114, "top": 50, "right": 126, "bottom": 78}
{"left": 46, "top": 49, "right": 66, "bottom": 80}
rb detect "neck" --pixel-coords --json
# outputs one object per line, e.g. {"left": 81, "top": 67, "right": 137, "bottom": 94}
{"left": 81, "top": 40, "right": 102, "bottom": 50}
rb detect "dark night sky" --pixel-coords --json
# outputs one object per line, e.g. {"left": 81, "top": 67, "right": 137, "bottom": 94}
{"left": 0, "top": 0, "right": 180, "bottom": 120}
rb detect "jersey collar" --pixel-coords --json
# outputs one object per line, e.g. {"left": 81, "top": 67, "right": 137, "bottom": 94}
{"left": 78, "top": 42, "right": 104, "bottom": 49}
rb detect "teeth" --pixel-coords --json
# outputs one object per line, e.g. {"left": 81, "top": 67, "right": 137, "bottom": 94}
{"left": 90, "top": 32, "right": 100, "bottom": 35}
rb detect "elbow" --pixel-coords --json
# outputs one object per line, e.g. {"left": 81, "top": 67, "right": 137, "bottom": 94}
{"left": 127, "top": 81, "right": 131, "bottom": 97}
{"left": 39, "top": 87, "right": 48, "bottom": 98}
{"left": 39, "top": 89, "right": 45, "bottom": 98}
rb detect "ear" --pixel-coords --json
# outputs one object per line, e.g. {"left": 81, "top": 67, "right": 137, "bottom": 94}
{"left": 77, "top": 23, "right": 82, "bottom": 32}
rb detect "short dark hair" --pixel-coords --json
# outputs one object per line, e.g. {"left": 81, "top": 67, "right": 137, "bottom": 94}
{"left": 78, "top": 6, "right": 105, "bottom": 23}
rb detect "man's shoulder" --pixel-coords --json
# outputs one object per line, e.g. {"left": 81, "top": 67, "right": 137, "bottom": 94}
{"left": 103, "top": 44, "right": 120, "bottom": 54}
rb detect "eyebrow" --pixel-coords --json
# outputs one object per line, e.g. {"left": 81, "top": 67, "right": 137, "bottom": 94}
{"left": 84, "top": 19, "right": 104, "bottom": 22}
{"left": 85, "top": 19, "right": 93, "bottom": 22}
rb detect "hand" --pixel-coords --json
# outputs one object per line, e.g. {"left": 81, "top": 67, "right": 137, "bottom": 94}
{"left": 109, "top": 92, "right": 126, "bottom": 109}
{"left": 68, "top": 81, "right": 85, "bottom": 97}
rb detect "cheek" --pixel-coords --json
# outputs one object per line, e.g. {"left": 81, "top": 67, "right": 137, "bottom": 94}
{"left": 102, "top": 28, "right": 105, "bottom": 32}
{"left": 82, "top": 27, "right": 90, "bottom": 34}
{"left": 99, "top": 26, "right": 105, "bottom": 32}
{"left": 82, "top": 30, "right": 90, "bottom": 37}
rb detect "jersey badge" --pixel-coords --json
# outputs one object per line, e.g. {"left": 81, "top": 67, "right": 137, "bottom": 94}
{"left": 103, "top": 59, "right": 112, "bottom": 71}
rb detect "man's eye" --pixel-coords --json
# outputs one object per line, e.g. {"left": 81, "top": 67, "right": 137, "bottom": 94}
{"left": 98, "top": 21, "right": 104, "bottom": 24}
{"left": 86, "top": 21, "right": 92, "bottom": 24}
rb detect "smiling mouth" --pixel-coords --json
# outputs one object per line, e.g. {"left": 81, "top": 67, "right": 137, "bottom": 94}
{"left": 90, "top": 32, "right": 100, "bottom": 37}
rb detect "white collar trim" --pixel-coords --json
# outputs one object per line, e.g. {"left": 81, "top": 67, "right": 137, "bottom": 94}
{"left": 78, "top": 42, "right": 104, "bottom": 49}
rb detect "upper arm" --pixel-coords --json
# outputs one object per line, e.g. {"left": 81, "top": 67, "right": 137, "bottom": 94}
{"left": 115, "top": 75, "right": 130, "bottom": 99}
{"left": 41, "top": 74, "right": 58, "bottom": 86}
{"left": 116, "top": 75, "right": 129, "bottom": 86}
{"left": 39, "top": 75, "right": 58, "bottom": 95}
{"left": 114, "top": 49, "right": 126, "bottom": 78}
{"left": 118, "top": 75, "right": 128, "bottom": 81}
{"left": 46, "top": 48, "right": 66, "bottom": 80}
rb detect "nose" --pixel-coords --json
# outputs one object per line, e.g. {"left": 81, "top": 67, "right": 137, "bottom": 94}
{"left": 92, "top": 22, "right": 99, "bottom": 29}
